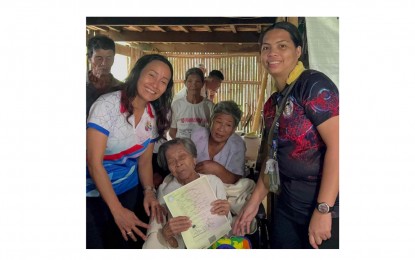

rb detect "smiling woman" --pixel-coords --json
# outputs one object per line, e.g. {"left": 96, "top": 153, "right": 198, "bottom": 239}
{"left": 86, "top": 54, "right": 174, "bottom": 249}
{"left": 232, "top": 22, "right": 339, "bottom": 250}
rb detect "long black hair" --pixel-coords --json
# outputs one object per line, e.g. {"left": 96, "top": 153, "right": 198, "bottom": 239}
{"left": 121, "top": 54, "right": 174, "bottom": 139}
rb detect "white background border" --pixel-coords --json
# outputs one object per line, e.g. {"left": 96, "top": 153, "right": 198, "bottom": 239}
{"left": 1, "top": 1, "right": 415, "bottom": 259}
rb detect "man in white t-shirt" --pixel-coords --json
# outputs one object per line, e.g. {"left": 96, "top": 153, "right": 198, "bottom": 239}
{"left": 169, "top": 67, "right": 214, "bottom": 139}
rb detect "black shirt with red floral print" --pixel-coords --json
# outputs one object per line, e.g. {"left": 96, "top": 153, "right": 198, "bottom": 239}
{"left": 263, "top": 69, "right": 339, "bottom": 222}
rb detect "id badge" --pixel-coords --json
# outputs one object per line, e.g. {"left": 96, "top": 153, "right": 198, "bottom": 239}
{"left": 265, "top": 158, "right": 280, "bottom": 193}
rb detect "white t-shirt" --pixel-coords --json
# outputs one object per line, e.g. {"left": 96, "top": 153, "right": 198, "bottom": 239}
{"left": 170, "top": 97, "right": 214, "bottom": 138}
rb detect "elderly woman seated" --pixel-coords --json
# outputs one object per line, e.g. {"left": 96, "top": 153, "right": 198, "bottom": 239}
{"left": 190, "top": 100, "right": 246, "bottom": 184}
{"left": 142, "top": 138, "right": 231, "bottom": 249}
{"left": 190, "top": 100, "right": 257, "bottom": 229}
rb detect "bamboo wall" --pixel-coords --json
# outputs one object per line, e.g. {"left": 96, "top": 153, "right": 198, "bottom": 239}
{"left": 144, "top": 51, "right": 268, "bottom": 134}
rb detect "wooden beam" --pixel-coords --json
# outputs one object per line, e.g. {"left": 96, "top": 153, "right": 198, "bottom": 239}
{"left": 99, "top": 30, "right": 261, "bottom": 43}
{"left": 94, "top": 26, "right": 108, "bottom": 32}
{"left": 115, "top": 43, "right": 131, "bottom": 56}
{"left": 123, "top": 26, "right": 143, "bottom": 32}
{"left": 154, "top": 26, "right": 166, "bottom": 32}
{"left": 158, "top": 51, "right": 259, "bottom": 58}
{"left": 237, "top": 26, "right": 260, "bottom": 32}
{"left": 257, "top": 25, "right": 262, "bottom": 33}
{"left": 87, "top": 25, "right": 107, "bottom": 32}
{"left": 86, "top": 17, "right": 277, "bottom": 26}
{"left": 178, "top": 26, "right": 189, "bottom": 33}
{"left": 107, "top": 26, "right": 121, "bottom": 33}
{"left": 139, "top": 42, "right": 260, "bottom": 53}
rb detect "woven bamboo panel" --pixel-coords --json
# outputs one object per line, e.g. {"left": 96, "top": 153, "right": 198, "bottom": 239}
{"left": 152, "top": 52, "right": 270, "bottom": 133}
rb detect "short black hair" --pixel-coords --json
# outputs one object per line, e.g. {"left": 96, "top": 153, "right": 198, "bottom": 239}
{"left": 185, "top": 67, "right": 205, "bottom": 83}
{"left": 259, "top": 21, "right": 303, "bottom": 48}
{"left": 208, "top": 70, "right": 224, "bottom": 81}
{"left": 87, "top": 35, "right": 116, "bottom": 59}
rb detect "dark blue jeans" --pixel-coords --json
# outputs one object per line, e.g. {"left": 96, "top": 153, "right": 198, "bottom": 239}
{"left": 86, "top": 186, "right": 138, "bottom": 249}
{"left": 270, "top": 203, "right": 339, "bottom": 249}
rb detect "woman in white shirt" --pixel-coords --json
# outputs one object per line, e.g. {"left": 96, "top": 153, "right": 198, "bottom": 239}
{"left": 191, "top": 100, "right": 246, "bottom": 184}
{"left": 142, "top": 138, "right": 230, "bottom": 249}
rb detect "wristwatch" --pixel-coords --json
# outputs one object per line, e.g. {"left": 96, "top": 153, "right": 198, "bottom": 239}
{"left": 316, "top": 202, "right": 334, "bottom": 214}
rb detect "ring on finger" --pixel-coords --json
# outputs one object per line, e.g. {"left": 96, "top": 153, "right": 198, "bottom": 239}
{"left": 127, "top": 231, "right": 133, "bottom": 235}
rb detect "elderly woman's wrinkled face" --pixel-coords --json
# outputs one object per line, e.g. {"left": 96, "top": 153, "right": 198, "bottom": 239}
{"left": 210, "top": 113, "right": 236, "bottom": 144}
{"left": 165, "top": 144, "right": 197, "bottom": 182}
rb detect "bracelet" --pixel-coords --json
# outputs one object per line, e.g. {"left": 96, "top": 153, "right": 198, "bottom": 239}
{"left": 143, "top": 185, "right": 156, "bottom": 194}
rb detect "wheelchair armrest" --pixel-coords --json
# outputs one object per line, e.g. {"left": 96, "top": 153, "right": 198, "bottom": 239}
{"left": 256, "top": 202, "right": 266, "bottom": 220}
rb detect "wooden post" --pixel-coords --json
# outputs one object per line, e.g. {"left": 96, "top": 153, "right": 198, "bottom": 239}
{"left": 251, "top": 70, "right": 268, "bottom": 134}
{"left": 287, "top": 17, "right": 298, "bottom": 27}
{"left": 277, "top": 17, "right": 286, "bottom": 22}
{"left": 276, "top": 17, "right": 298, "bottom": 27}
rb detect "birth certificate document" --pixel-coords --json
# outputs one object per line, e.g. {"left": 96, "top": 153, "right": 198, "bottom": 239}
{"left": 163, "top": 175, "right": 231, "bottom": 249}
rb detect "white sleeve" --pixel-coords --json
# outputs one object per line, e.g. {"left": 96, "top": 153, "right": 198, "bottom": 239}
{"left": 170, "top": 100, "right": 179, "bottom": 128}
{"left": 225, "top": 135, "right": 247, "bottom": 176}
{"left": 87, "top": 95, "right": 116, "bottom": 135}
